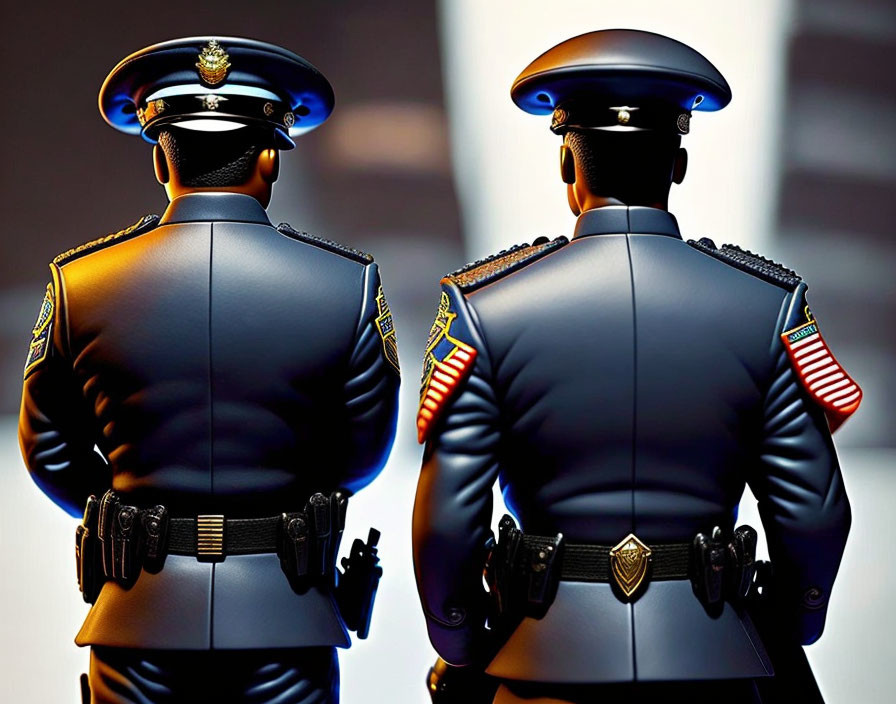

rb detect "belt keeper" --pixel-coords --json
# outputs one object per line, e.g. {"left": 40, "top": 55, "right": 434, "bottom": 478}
{"left": 196, "top": 515, "right": 225, "bottom": 561}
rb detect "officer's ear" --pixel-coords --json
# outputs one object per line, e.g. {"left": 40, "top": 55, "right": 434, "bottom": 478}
{"left": 673, "top": 147, "right": 688, "bottom": 185}
{"left": 257, "top": 148, "right": 279, "bottom": 185}
{"left": 560, "top": 143, "right": 576, "bottom": 184}
{"left": 153, "top": 145, "right": 169, "bottom": 185}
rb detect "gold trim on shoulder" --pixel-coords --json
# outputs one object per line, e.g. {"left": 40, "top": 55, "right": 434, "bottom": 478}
{"left": 609, "top": 533, "right": 652, "bottom": 599}
{"left": 53, "top": 215, "right": 157, "bottom": 266}
{"left": 375, "top": 285, "right": 400, "bottom": 375}
{"left": 197, "top": 40, "right": 231, "bottom": 86}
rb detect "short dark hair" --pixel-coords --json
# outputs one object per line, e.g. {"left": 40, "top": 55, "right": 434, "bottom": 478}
{"left": 565, "top": 129, "right": 681, "bottom": 206}
{"left": 157, "top": 126, "right": 277, "bottom": 187}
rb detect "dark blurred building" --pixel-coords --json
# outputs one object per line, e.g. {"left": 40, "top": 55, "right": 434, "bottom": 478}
{"left": 774, "top": 0, "right": 896, "bottom": 447}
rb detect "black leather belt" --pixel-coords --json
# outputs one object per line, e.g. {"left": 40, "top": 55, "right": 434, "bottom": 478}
{"left": 521, "top": 534, "right": 691, "bottom": 582}
{"left": 167, "top": 515, "right": 281, "bottom": 556}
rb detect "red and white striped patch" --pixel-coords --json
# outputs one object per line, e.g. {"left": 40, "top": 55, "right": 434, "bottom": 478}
{"left": 782, "top": 322, "right": 861, "bottom": 431}
{"left": 417, "top": 345, "right": 477, "bottom": 444}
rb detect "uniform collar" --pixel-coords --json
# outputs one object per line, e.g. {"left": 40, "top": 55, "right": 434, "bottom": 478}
{"left": 159, "top": 192, "right": 272, "bottom": 226}
{"left": 573, "top": 206, "right": 681, "bottom": 239}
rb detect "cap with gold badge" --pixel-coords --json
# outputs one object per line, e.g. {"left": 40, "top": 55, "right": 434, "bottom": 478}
{"left": 511, "top": 29, "right": 731, "bottom": 136}
{"left": 98, "top": 36, "right": 335, "bottom": 150}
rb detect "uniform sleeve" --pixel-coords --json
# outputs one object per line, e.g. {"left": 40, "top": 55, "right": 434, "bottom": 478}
{"left": 749, "top": 284, "right": 852, "bottom": 645}
{"left": 412, "top": 282, "right": 501, "bottom": 665}
{"left": 18, "top": 266, "right": 109, "bottom": 517}
{"left": 340, "top": 262, "right": 400, "bottom": 493}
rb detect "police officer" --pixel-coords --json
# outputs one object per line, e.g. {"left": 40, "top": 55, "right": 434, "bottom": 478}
{"left": 19, "top": 37, "right": 399, "bottom": 703}
{"left": 413, "top": 30, "right": 857, "bottom": 703}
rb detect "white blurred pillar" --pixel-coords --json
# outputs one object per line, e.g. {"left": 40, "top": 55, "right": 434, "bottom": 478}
{"left": 438, "top": 0, "right": 794, "bottom": 258}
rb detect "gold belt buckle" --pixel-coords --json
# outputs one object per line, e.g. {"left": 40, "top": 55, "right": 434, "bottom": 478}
{"left": 197, "top": 515, "right": 225, "bottom": 561}
{"left": 609, "top": 533, "right": 652, "bottom": 599}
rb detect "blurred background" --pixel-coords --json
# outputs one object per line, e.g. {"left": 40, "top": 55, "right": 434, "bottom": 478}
{"left": 1, "top": 0, "right": 893, "bottom": 701}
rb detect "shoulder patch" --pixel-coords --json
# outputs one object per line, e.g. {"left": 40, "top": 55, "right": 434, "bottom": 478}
{"left": 780, "top": 283, "right": 861, "bottom": 432}
{"left": 53, "top": 214, "right": 160, "bottom": 266}
{"left": 446, "top": 236, "right": 568, "bottom": 292}
{"left": 417, "top": 291, "right": 477, "bottom": 443}
{"left": 24, "top": 283, "right": 55, "bottom": 378}
{"left": 687, "top": 238, "right": 801, "bottom": 290}
{"left": 277, "top": 223, "right": 373, "bottom": 264}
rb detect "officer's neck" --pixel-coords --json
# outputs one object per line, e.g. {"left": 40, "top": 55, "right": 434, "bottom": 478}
{"left": 573, "top": 193, "right": 669, "bottom": 215}
{"left": 165, "top": 183, "right": 273, "bottom": 209}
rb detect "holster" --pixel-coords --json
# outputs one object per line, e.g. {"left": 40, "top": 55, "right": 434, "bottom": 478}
{"left": 75, "top": 495, "right": 102, "bottom": 603}
{"left": 336, "top": 527, "right": 382, "bottom": 639}
{"left": 485, "top": 514, "right": 564, "bottom": 624}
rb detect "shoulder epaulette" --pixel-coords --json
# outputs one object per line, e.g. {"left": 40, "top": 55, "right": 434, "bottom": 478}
{"left": 687, "top": 237, "right": 801, "bottom": 291}
{"left": 277, "top": 223, "right": 373, "bottom": 264}
{"left": 53, "top": 214, "right": 160, "bottom": 266}
{"left": 445, "top": 236, "right": 569, "bottom": 293}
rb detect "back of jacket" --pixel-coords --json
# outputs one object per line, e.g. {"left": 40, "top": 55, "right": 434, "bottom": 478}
{"left": 20, "top": 192, "right": 400, "bottom": 649}
{"left": 412, "top": 206, "right": 851, "bottom": 682}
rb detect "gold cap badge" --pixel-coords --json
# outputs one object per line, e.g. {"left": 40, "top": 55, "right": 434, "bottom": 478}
{"left": 609, "top": 533, "right": 652, "bottom": 599}
{"left": 197, "top": 40, "right": 231, "bottom": 86}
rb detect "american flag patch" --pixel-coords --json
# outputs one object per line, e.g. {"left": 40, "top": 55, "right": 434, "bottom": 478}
{"left": 782, "top": 320, "right": 861, "bottom": 431}
{"left": 417, "top": 292, "right": 478, "bottom": 443}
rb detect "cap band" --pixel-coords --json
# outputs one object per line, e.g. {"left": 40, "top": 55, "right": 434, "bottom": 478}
{"left": 137, "top": 93, "right": 309, "bottom": 138}
{"left": 551, "top": 104, "right": 691, "bottom": 136}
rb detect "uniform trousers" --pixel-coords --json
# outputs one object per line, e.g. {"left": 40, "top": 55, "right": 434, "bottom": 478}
{"left": 88, "top": 646, "right": 338, "bottom": 704}
{"left": 493, "top": 678, "right": 763, "bottom": 704}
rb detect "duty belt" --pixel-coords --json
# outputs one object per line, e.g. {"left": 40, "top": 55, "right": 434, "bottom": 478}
{"left": 486, "top": 515, "right": 758, "bottom": 620}
{"left": 84, "top": 489, "right": 348, "bottom": 589}
{"left": 76, "top": 489, "right": 385, "bottom": 639}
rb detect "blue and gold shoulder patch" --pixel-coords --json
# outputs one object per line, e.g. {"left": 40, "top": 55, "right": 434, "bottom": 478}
{"left": 375, "top": 285, "right": 400, "bottom": 375}
{"left": 445, "top": 236, "right": 568, "bottom": 293}
{"left": 417, "top": 291, "right": 477, "bottom": 443}
{"left": 277, "top": 223, "right": 373, "bottom": 264}
{"left": 687, "top": 238, "right": 801, "bottom": 290}
{"left": 24, "top": 283, "right": 55, "bottom": 378}
{"left": 53, "top": 214, "right": 160, "bottom": 266}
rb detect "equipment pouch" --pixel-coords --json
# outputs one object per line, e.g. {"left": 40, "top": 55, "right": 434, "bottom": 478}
{"left": 526, "top": 533, "right": 564, "bottom": 618}
{"left": 110, "top": 503, "right": 142, "bottom": 584}
{"left": 328, "top": 491, "right": 348, "bottom": 574}
{"left": 279, "top": 511, "right": 311, "bottom": 582}
{"left": 337, "top": 528, "right": 382, "bottom": 639}
{"left": 691, "top": 526, "right": 725, "bottom": 607}
{"left": 141, "top": 505, "right": 170, "bottom": 573}
{"left": 726, "top": 524, "right": 758, "bottom": 601}
{"left": 97, "top": 490, "right": 120, "bottom": 580}
{"left": 306, "top": 493, "right": 331, "bottom": 577}
{"left": 76, "top": 494, "right": 102, "bottom": 603}
{"left": 487, "top": 514, "right": 522, "bottom": 620}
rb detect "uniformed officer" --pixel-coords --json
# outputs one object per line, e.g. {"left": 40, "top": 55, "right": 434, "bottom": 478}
{"left": 413, "top": 30, "right": 857, "bottom": 704}
{"left": 19, "top": 37, "right": 399, "bottom": 703}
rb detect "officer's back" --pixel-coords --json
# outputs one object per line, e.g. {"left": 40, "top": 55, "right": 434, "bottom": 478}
{"left": 469, "top": 211, "right": 791, "bottom": 544}
{"left": 55, "top": 191, "right": 386, "bottom": 518}
{"left": 19, "top": 38, "right": 399, "bottom": 702}
{"left": 413, "top": 30, "right": 855, "bottom": 702}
